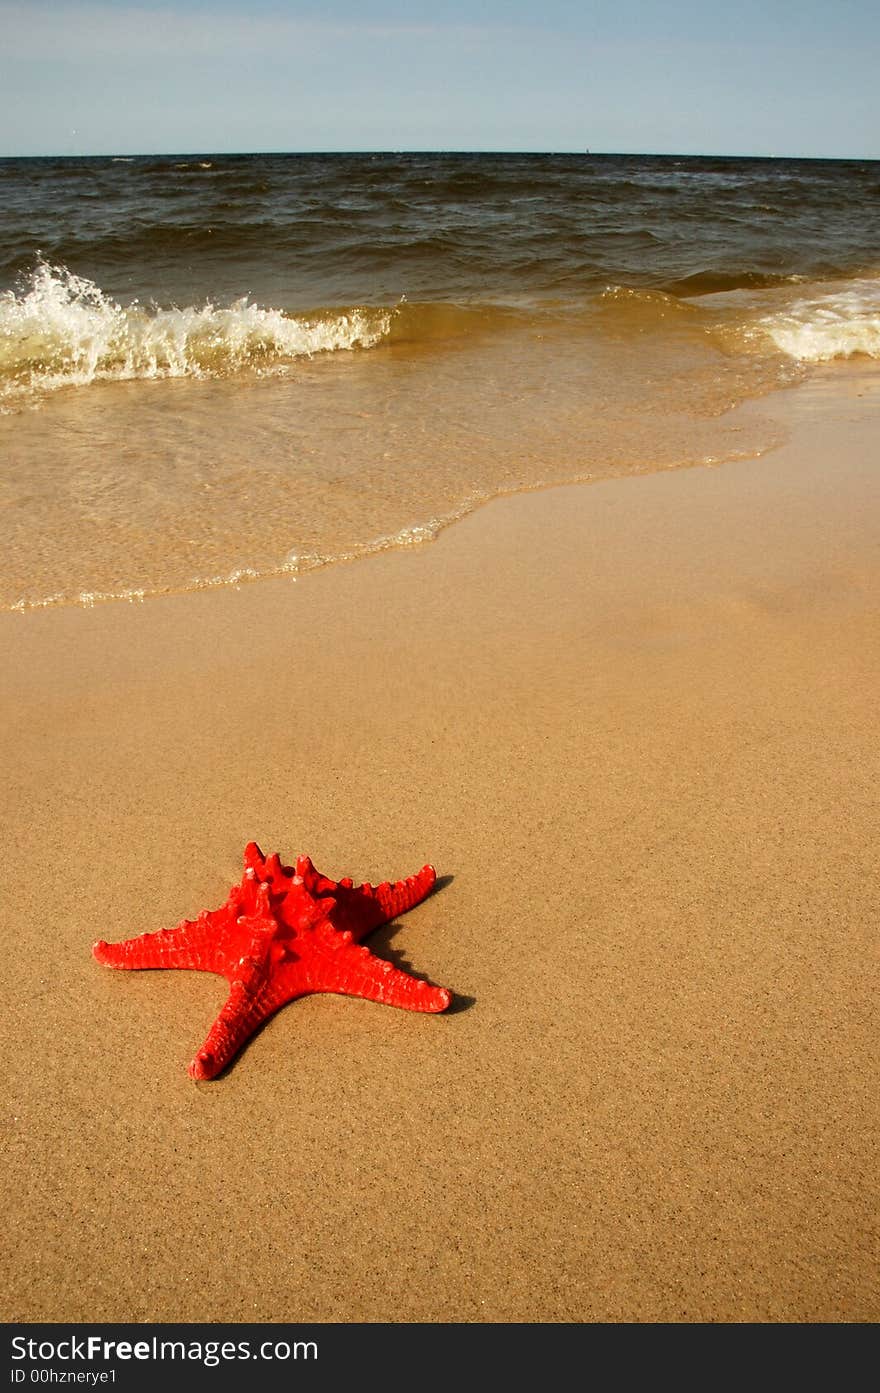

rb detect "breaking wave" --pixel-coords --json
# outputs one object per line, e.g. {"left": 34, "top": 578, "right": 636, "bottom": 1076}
{"left": 0, "top": 260, "right": 392, "bottom": 401}
{"left": 745, "top": 279, "right": 880, "bottom": 362}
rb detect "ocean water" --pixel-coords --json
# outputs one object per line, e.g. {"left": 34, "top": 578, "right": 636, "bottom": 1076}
{"left": 1, "top": 152, "right": 879, "bottom": 611}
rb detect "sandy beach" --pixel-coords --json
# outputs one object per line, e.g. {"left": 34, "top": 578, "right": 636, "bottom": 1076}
{"left": 1, "top": 364, "right": 877, "bottom": 1324}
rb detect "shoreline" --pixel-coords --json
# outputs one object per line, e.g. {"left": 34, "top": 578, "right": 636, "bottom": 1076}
{"left": 2, "top": 364, "right": 878, "bottom": 1322}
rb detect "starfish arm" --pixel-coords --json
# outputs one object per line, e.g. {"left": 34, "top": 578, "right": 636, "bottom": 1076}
{"left": 330, "top": 864, "right": 438, "bottom": 939}
{"left": 93, "top": 911, "right": 227, "bottom": 973}
{"left": 315, "top": 941, "right": 452, "bottom": 1013}
{"left": 189, "top": 974, "right": 295, "bottom": 1081}
{"left": 370, "top": 864, "right": 437, "bottom": 922}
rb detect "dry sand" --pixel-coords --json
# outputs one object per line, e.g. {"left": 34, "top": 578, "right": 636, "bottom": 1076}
{"left": 1, "top": 365, "right": 878, "bottom": 1323}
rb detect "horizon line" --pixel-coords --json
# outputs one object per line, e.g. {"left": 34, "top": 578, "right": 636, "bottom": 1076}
{"left": 2, "top": 147, "right": 878, "bottom": 162}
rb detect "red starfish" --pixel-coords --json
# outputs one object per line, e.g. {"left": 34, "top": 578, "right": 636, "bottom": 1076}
{"left": 93, "top": 843, "right": 451, "bottom": 1080}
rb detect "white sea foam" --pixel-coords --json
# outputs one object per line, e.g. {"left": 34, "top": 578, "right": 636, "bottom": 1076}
{"left": 0, "top": 260, "right": 392, "bottom": 401}
{"left": 752, "top": 280, "right": 880, "bottom": 362}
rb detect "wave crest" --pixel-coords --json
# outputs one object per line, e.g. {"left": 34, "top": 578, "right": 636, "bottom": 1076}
{"left": 746, "top": 279, "right": 880, "bottom": 362}
{"left": 0, "top": 261, "right": 391, "bottom": 401}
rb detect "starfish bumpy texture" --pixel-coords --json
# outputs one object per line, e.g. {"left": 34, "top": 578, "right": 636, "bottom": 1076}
{"left": 93, "top": 842, "right": 451, "bottom": 1079}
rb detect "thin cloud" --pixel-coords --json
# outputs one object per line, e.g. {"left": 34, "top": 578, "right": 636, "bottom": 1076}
{"left": 0, "top": 2, "right": 513, "bottom": 60}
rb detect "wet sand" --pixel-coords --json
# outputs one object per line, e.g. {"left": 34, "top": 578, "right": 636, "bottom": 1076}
{"left": 1, "top": 366, "right": 878, "bottom": 1323}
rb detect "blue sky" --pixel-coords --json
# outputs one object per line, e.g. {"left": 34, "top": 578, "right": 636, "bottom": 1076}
{"left": 2, "top": 0, "right": 878, "bottom": 158}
